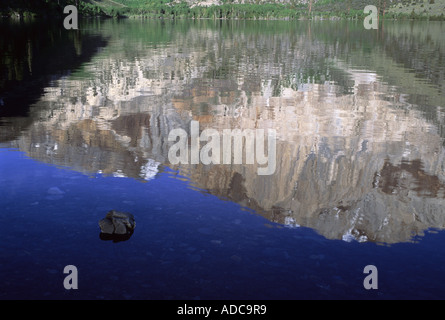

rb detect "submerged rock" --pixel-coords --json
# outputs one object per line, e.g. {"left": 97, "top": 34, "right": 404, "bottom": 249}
{"left": 99, "top": 210, "right": 136, "bottom": 242}
{"left": 47, "top": 187, "right": 65, "bottom": 195}
{"left": 45, "top": 187, "right": 65, "bottom": 201}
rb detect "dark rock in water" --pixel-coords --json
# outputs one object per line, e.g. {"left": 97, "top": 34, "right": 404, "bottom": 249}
{"left": 99, "top": 210, "right": 136, "bottom": 242}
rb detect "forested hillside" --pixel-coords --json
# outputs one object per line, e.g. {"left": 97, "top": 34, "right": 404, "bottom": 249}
{"left": 0, "top": 0, "right": 444, "bottom": 20}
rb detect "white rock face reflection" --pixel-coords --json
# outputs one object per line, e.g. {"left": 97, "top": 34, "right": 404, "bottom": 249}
{"left": 140, "top": 159, "right": 161, "bottom": 181}
{"left": 4, "top": 20, "right": 445, "bottom": 244}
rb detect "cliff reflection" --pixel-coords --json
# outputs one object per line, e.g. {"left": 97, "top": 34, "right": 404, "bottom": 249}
{"left": 2, "top": 20, "right": 444, "bottom": 244}
{"left": 0, "top": 19, "right": 108, "bottom": 142}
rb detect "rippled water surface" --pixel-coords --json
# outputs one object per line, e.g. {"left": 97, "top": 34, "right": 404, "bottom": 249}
{"left": 1, "top": 19, "right": 445, "bottom": 299}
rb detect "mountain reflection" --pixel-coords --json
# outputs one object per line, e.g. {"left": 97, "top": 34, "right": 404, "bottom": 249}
{"left": 2, "top": 19, "right": 444, "bottom": 244}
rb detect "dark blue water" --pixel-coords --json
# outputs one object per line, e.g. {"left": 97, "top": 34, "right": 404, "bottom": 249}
{"left": 1, "top": 148, "right": 445, "bottom": 300}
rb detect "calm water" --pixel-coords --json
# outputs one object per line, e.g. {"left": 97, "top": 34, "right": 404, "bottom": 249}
{"left": 1, "top": 18, "right": 445, "bottom": 300}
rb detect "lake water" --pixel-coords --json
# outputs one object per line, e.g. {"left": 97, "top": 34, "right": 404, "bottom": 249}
{"left": 0, "top": 18, "right": 444, "bottom": 300}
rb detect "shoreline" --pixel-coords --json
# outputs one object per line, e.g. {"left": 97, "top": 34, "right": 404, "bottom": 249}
{"left": 1, "top": 3, "right": 444, "bottom": 22}
{"left": 2, "top": 13, "right": 444, "bottom": 22}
